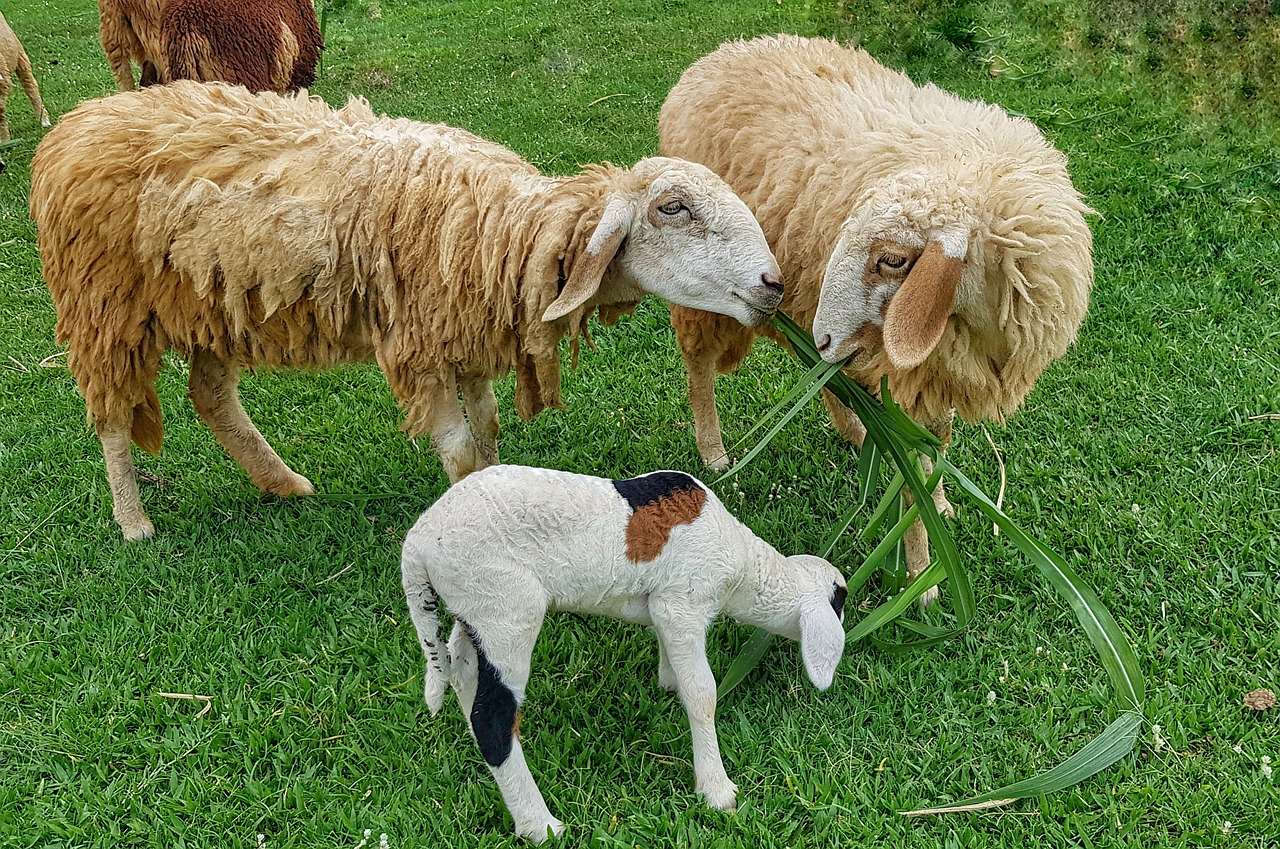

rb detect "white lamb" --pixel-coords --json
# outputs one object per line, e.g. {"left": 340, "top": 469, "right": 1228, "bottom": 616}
{"left": 401, "top": 465, "right": 847, "bottom": 842}
{"left": 660, "top": 35, "right": 1094, "bottom": 603}
{"left": 30, "top": 81, "right": 783, "bottom": 541}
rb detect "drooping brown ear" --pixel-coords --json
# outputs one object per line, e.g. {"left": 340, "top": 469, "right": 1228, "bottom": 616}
{"left": 882, "top": 240, "right": 964, "bottom": 369}
{"left": 542, "top": 195, "right": 631, "bottom": 322}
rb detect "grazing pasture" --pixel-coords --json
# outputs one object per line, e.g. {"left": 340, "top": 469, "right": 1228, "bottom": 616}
{"left": 1, "top": 0, "right": 1276, "bottom": 846}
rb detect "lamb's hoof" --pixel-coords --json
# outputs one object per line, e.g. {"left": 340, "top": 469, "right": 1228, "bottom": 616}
{"left": 517, "top": 817, "right": 565, "bottom": 843}
{"left": 700, "top": 781, "right": 738, "bottom": 812}
{"left": 120, "top": 516, "right": 156, "bottom": 541}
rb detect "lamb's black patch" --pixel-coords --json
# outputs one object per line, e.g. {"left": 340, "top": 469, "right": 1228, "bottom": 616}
{"left": 612, "top": 471, "right": 701, "bottom": 511}
{"left": 832, "top": 585, "right": 848, "bottom": 619}
{"left": 467, "top": 628, "right": 519, "bottom": 768}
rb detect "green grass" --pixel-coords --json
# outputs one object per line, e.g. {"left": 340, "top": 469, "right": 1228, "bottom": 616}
{"left": 2, "top": 0, "right": 1279, "bottom": 846}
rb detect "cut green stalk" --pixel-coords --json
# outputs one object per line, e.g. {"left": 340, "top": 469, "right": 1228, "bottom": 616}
{"left": 713, "top": 311, "right": 1145, "bottom": 810}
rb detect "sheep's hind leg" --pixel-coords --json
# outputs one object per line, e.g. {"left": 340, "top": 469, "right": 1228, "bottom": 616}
{"left": 451, "top": 591, "right": 563, "bottom": 842}
{"left": 97, "top": 418, "right": 155, "bottom": 541}
{"left": 460, "top": 377, "right": 500, "bottom": 471}
{"left": 187, "top": 348, "right": 314, "bottom": 497}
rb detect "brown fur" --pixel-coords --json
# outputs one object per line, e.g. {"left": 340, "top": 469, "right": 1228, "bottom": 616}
{"left": 625, "top": 488, "right": 708, "bottom": 562}
{"left": 0, "top": 13, "right": 51, "bottom": 142}
{"left": 163, "top": 0, "right": 322, "bottom": 92}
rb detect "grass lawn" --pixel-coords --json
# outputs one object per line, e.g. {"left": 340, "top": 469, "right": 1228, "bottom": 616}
{"left": 1, "top": 0, "right": 1277, "bottom": 846}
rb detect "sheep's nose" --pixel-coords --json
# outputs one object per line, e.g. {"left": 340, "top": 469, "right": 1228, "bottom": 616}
{"left": 816, "top": 333, "right": 832, "bottom": 352}
{"left": 761, "top": 272, "right": 783, "bottom": 294}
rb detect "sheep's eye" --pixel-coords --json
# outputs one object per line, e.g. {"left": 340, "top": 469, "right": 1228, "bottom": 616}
{"left": 658, "top": 200, "right": 688, "bottom": 216}
{"left": 879, "top": 254, "right": 909, "bottom": 270}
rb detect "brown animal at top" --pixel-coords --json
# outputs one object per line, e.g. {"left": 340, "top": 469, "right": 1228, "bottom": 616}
{"left": 660, "top": 35, "right": 1094, "bottom": 605}
{"left": 97, "top": 0, "right": 166, "bottom": 90}
{"left": 162, "top": 0, "right": 322, "bottom": 93}
{"left": 0, "top": 12, "right": 51, "bottom": 142}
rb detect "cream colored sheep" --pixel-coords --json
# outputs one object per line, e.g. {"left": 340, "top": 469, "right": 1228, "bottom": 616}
{"left": 31, "top": 81, "right": 783, "bottom": 541}
{"left": 97, "top": 0, "right": 166, "bottom": 90}
{"left": 0, "top": 12, "right": 51, "bottom": 141}
{"left": 660, "top": 35, "right": 1094, "bottom": 603}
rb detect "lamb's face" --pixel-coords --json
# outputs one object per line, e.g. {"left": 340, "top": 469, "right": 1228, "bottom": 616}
{"left": 618, "top": 157, "right": 783, "bottom": 328}
{"left": 812, "top": 192, "right": 973, "bottom": 372}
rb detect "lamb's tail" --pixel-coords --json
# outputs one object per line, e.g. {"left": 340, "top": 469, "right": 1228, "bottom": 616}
{"left": 15, "top": 49, "right": 50, "bottom": 128}
{"left": 403, "top": 558, "right": 450, "bottom": 716}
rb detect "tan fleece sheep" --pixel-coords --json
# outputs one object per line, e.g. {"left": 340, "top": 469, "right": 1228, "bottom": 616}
{"left": 162, "top": 0, "right": 322, "bottom": 93}
{"left": 0, "top": 11, "right": 51, "bottom": 141}
{"left": 97, "top": 0, "right": 166, "bottom": 90}
{"left": 31, "top": 81, "right": 783, "bottom": 541}
{"left": 660, "top": 35, "right": 1094, "bottom": 602}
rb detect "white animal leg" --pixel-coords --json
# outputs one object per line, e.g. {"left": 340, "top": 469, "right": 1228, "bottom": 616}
{"left": 460, "top": 377, "right": 500, "bottom": 471}
{"left": 187, "top": 348, "right": 314, "bottom": 497}
{"left": 451, "top": 590, "right": 563, "bottom": 842}
{"left": 655, "top": 630, "right": 677, "bottom": 692}
{"left": 96, "top": 418, "right": 155, "bottom": 541}
{"left": 423, "top": 371, "right": 478, "bottom": 483}
{"left": 650, "top": 604, "right": 736, "bottom": 811}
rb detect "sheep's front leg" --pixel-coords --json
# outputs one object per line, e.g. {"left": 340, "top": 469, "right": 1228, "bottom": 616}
{"left": 460, "top": 377, "right": 500, "bottom": 471}
{"left": 418, "top": 371, "right": 479, "bottom": 483}
{"left": 97, "top": 418, "right": 155, "bottom": 541}
{"left": 650, "top": 603, "right": 736, "bottom": 811}
{"left": 188, "top": 348, "right": 314, "bottom": 497}
{"left": 904, "top": 421, "right": 955, "bottom": 610}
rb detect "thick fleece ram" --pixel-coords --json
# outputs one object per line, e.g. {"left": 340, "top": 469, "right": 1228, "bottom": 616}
{"left": 31, "top": 82, "right": 782, "bottom": 541}
{"left": 661, "top": 35, "right": 1094, "bottom": 600}
{"left": 401, "top": 465, "right": 847, "bottom": 842}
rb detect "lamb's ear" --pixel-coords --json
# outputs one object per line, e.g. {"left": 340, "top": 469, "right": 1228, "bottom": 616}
{"left": 543, "top": 194, "right": 632, "bottom": 322}
{"left": 799, "top": 591, "right": 845, "bottom": 691}
{"left": 882, "top": 240, "right": 965, "bottom": 370}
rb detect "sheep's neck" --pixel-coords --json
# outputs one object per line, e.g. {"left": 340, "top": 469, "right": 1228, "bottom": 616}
{"left": 725, "top": 538, "right": 802, "bottom": 641}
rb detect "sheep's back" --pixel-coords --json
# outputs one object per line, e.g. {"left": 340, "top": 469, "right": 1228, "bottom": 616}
{"left": 33, "top": 83, "right": 552, "bottom": 386}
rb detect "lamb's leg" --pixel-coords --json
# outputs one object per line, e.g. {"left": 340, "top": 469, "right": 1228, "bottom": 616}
{"left": 650, "top": 602, "right": 736, "bottom": 812}
{"left": 96, "top": 418, "right": 155, "bottom": 541}
{"left": 450, "top": 595, "right": 563, "bottom": 843}
{"left": 187, "top": 348, "right": 314, "bottom": 497}
{"left": 460, "top": 377, "right": 500, "bottom": 471}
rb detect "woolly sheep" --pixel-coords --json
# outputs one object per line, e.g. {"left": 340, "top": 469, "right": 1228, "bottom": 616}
{"left": 660, "top": 35, "right": 1094, "bottom": 602}
{"left": 401, "top": 465, "right": 847, "bottom": 842}
{"left": 0, "top": 11, "right": 52, "bottom": 141}
{"left": 30, "top": 81, "right": 784, "bottom": 542}
{"left": 162, "top": 0, "right": 322, "bottom": 93}
{"left": 97, "top": 0, "right": 165, "bottom": 90}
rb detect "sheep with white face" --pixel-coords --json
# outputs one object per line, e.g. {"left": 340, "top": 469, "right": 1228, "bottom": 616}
{"left": 400, "top": 465, "right": 847, "bottom": 843}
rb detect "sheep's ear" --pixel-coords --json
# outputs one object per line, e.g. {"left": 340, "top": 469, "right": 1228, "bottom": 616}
{"left": 543, "top": 195, "right": 632, "bottom": 322}
{"left": 882, "top": 240, "right": 964, "bottom": 370}
{"left": 799, "top": 591, "right": 845, "bottom": 691}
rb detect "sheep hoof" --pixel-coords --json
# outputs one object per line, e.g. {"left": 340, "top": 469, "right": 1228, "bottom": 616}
{"left": 266, "top": 473, "right": 314, "bottom": 497}
{"left": 702, "top": 452, "right": 731, "bottom": 473}
{"left": 700, "top": 781, "right": 738, "bottom": 812}
{"left": 917, "top": 585, "right": 941, "bottom": 610}
{"left": 517, "top": 817, "right": 565, "bottom": 843}
{"left": 120, "top": 516, "right": 156, "bottom": 541}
